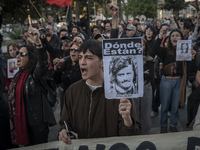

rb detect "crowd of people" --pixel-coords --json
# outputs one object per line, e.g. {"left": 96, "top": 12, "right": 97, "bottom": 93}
{"left": 0, "top": 4, "right": 200, "bottom": 149}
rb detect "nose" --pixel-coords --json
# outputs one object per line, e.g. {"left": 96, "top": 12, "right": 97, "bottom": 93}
{"left": 79, "top": 57, "right": 86, "bottom": 65}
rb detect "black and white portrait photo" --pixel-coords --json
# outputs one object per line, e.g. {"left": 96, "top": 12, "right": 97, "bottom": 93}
{"left": 176, "top": 40, "right": 192, "bottom": 61}
{"left": 103, "top": 38, "right": 144, "bottom": 99}
{"left": 109, "top": 56, "right": 138, "bottom": 96}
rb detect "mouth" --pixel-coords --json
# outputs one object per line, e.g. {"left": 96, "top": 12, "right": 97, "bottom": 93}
{"left": 17, "top": 59, "right": 21, "bottom": 66}
{"left": 71, "top": 54, "right": 76, "bottom": 58}
{"left": 80, "top": 67, "right": 87, "bottom": 76}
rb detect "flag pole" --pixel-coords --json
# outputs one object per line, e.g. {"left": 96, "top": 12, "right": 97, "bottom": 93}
{"left": 29, "top": 0, "right": 42, "bottom": 18}
{"left": 65, "top": 6, "right": 69, "bottom": 23}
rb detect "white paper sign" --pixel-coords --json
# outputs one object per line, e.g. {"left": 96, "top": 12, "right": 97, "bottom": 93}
{"left": 102, "top": 38, "right": 144, "bottom": 99}
{"left": 176, "top": 40, "right": 192, "bottom": 61}
{"left": 7, "top": 58, "right": 19, "bottom": 78}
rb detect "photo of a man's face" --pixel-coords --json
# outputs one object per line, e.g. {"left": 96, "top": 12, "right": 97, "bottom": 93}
{"left": 116, "top": 65, "right": 134, "bottom": 90}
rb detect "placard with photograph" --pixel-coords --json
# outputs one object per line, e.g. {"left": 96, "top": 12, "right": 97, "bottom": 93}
{"left": 176, "top": 40, "right": 192, "bottom": 61}
{"left": 102, "top": 38, "right": 144, "bottom": 99}
{"left": 7, "top": 58, "right": 19, "bottom": 78}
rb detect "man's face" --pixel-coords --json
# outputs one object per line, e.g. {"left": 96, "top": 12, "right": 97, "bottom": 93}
{"left": 126, "top": 29, "right": 135, "bottom": 37}
{"left": 183, "top": 28, "right": 189, "bottom": 37}
{"left": 60, "top": 31, "right": 68, "bottom": 38}
{"left": 156, "top": 21, "right": 161, "bottom": 28}
{"left": 48, "top": 15, "right": 53, "bottom": 23}
{"left": 62, "top": 40, "right": 73, "bottom": 52}
{"left": 182, "top": 43, "right": 188, "bottom": 50}
{"left": 105, "top": 23, "right": 111, "bottom": 32}
{"left": 93, "top": 28, "right": 100, "bottom": 35}
{"left": 137, "top": 25, "right": 142, "bottom": 32}
{"left": 79, "top": 50, "right": 103, "bottom": 84}
{"left": 46, "top": 25, "right": 54, "bottom": 36}
{"left": 116, "top": 65, "right": 134, "bottom": 90}
{"left": 72, "top": 28, "right": 79, "bottom": 36}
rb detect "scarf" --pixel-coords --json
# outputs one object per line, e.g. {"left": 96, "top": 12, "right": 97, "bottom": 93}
{"left": 179, "top": 61, "right": 187, "bottom": 108}
{"left": 8, "top": 69, "right": 29, "bottom": 145}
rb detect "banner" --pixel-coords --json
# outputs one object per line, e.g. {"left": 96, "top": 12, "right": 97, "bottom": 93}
{"left": 102, "top": 38, "right": 144, "bottom": 99}
{"left": 46, "top": 0, "right": 72, "bottom": 7}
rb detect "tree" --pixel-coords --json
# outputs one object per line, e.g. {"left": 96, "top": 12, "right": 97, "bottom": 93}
{"left": 123, "top": 0, "right": 157, "bottom": 18}
{"left": 190, "top": 0, "right": 199, "bottom": 12}
{"left": 159, "top": 0, "right": 190, "bottom": 18}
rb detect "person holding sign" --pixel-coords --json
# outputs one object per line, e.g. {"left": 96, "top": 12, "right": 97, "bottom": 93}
{"left": 58, "top": 39, "right": 141, "bottom": 144}
{"left": 153, "top": 28, "right": 196, "bottom": 133}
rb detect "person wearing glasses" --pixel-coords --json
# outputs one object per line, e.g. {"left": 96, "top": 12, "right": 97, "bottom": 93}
{"left": 53, "top": 41, "right": 82, "bottom": 115}
{"left": 7, "top": 27, "right": 56, "bottom": 146}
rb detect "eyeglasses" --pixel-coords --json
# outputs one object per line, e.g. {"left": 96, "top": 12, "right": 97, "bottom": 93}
{"left": 16, "top": 51, "right": 28, "bottom": 57}
{"left": 69, "top": 48, "right": 79, "bottom": 52}
{"left": 61, "top": 39, "right": 71, "bottom": 43}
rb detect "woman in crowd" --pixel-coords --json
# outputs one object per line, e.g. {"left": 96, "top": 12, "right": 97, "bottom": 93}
{"left": 5, "top": 43, "right": 20, "bottom": 88}
{"left": 8, "top": 27, "right": 56, "bottom": 146}
{"left": 53, "top": 42, "right": 82, "bottom": 114}
{"left": 153, "top": 28, "right": 196, "bottom": 133}
{"left": 133, "top": 38, "right": 155, "bottom": 134}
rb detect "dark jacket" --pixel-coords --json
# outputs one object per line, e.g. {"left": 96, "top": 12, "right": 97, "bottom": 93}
{"left": 23, "top": 47, "right": 56, "bottom": 132}
{"left": 59, "top": 79, "right": 142, "bottom": 139}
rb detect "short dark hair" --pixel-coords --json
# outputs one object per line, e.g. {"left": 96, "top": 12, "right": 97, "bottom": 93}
{"left": 79, "top": 39, "right": 102, "bottom": 59}
{"left": 91, "top": 25, "right": 101, "bottom": 33}
{"left": 72, "top": 26, "right": 81, "bottom": 32}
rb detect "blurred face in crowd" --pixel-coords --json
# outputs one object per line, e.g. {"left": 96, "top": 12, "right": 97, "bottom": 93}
{"left": 118, "top": 25, "right": 123, "bottom": 34}
{"left": 137, "top": 24, "right": 143, "bottom": 32}
{"left": 72, "top": 27, "right": 79, "bottom": 36}
{"left": 16, "top": 47, "right": 29, "bottom": 69}
{"left": 60, "top": 31, "right": 68, "bottom": 38}
{"left": 170, "top": 31, "right": 181, "bottom": 47}
{"left": 8, "top": 45, "right": 18, "bottom": 58}
{"left": 145, "top": 28, "right": 153, "bottom": 39}
{"left": 156, "top": 20, "right": 161, "bottom": 29}
{"left": 70, "top": 44, "right": 79, "bottom": 65}
{"left": 48, "top": 15, "right": 53, "bottom": 23}
{"left": 46, "top": 24, "right": 54, "bottom": 36}
{"left": 93, "top": 28, "right": 101, "bottom": 35}
{"left": 126, "top": 29, "right": 135, "bottom": 37}
{"left": 62, "top": 39, "right": 73, "bottom": 52}
{"left": 183, "top": 28, "right": 189, "bottom": 38}
{"left": 105, "top": 23, "right": 111, "bottom": 32}
{"left": 97, "top": 20, "right": 102, "bottom": 26}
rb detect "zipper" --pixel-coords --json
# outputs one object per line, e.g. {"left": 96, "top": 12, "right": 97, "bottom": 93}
{"left": 88, "top": 90, "right": 93, "bottom": 138}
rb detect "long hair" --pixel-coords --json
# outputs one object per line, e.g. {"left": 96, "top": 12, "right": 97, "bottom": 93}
{"left": 167, "top": 28, "right": 184, "bottom": 55}
{"left": 19, "top": 45, "right": 37, "bottom": 73}
{"left": 143, "top": 38, "right": 149, "bottom": 56}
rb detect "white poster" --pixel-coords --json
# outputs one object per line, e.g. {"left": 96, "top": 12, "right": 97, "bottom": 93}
{"left": 176, "top": 40, "right": 192, "bottom": 61}
{"left": 7, "top": 58, "right": 19, "bottom": 78}
{"left": 102, "top": 38, "right": 144, "bottom": 99}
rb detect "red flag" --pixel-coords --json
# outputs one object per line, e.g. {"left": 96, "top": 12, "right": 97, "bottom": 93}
{"left": 46, "top": 0, "right": 72, "bottom": 7}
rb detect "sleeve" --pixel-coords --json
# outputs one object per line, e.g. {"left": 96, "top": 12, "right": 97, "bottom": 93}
{"left": 152, "top": 38, "right": 166, "bottom": 60}
{"left": 33, "top": 46, "right": 49, "bottom": 79}
{"left": 192, "top": 24, "right": 200, "bottom": 43}
{"left": 118, "top": 100, "right": 142, "bottom": 136}
{"left": 193, "top": 105, "right": 200, "bottom": 130}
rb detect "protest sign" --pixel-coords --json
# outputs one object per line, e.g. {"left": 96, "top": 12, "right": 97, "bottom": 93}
{"left": 7, "top": 58, "right": 19, "bottom": 78}
{"left": 102, "top": 38, "right": 143, "bottom": 99}
{"left": 176, "top": 40, "right": 192, "bottom": 61}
